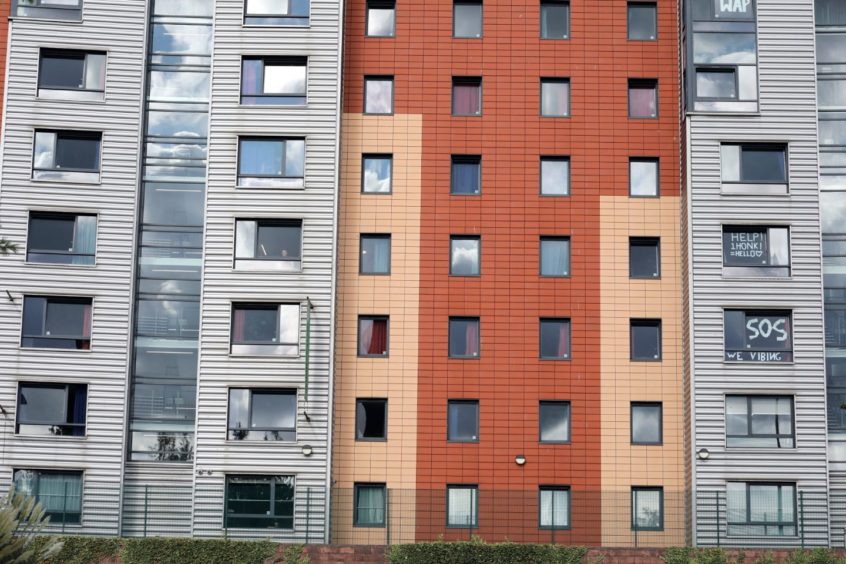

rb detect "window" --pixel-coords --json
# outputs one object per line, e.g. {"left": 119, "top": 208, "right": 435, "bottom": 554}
{"left": 540, "top": 79, "right": 570, "bottom": 117}
{"left": 362, "top": 154, "right": 392, "bottom": 193}
{"left": 539, "top": 319, "right": 571, "bottom": 360}
{"left": 540, "top": 157, "right": 570, "bottom": 196}
{"left": 231, "top": 303, "right": 300, "bottom": 355}
{"left": 364, "top": 76, "right": 394, "bottom": 114}
{"left": 33, "top": 130, "right": 101, "bottom": 183}
{"left": 38, "top": 49, "right": 105, "bottom": 100}
{"left": 244, "top": 0, "right": 310, "bottom": 26}
{"left": 539, "top": 487, "right": 570, "bottom": 529}
{"left": 13, "top": 470, "right": 82, "bottom": 524}
{"left": 354, "top": 484, "right": 386, "bottom": 527}
{"left": 724, "top": 309, "right": 792, "bottom": 362}
{"left": 367, "top": 0, "right": 395, "bottom": 36}
{"left": 721, "top": 144, "right": 788, "bottom": 191}
{"left": 539, "top": 401, "right": 571, "bottom": 443}
{"left": 16, "top": 383, "right": 87, "bottom": 437}
{"left": 697, "top": 68, "right": 737, "bottom": 99}
{"left": 726, "top": 395, "right": 794, "bottom": 448}
{"left": 225, "top": 475, "right": 294, "bottom": 529}
{"left": 449, "top": 317, "right": 480, "bottom": 358}
{"left": 540, "top": 2, "right": 569, "bottom": 39}
{"left": 447, "top": 485, "right": 478, "bottom": 527}
{"left": 629, "top": 158, "right": 659, "bottom": 197}
{"left": 453, "top": 1, "right": 482, "bottom": 38}
{"left": 631, "top": 402, "right": 662, "bottom": 445}
{"left": 726, "top": 482, "right": 796, "bottom": 536}
{"left": 235, "top": 219, "right": 302, "bottom": 271}
{"left": 356, "top": 399, "right": 387, "bottom": 440}
{"left": 358, "top": 316, "right": 389, "bottom": 357}
{"left": 452, "top": 77, "right": 482, "bottom": 116}
{"left": 238, "top": 137, "right": 305, "bottom": 188}
{"left": 27, "top": 212, "right": 96, "bottom": 265}
{"left": 540, "top": 237, "right": 571, "bottom": 277}
{"left": 450, "top": 236, "right": 480, "bottom": 276}
{"left": 628, "top": 2, "right": 657, "bottom": 40}
{"left": 228, "top": 388, "right": 296, "bottom": 441}
{"left": 629, "top": 237, "right": 660, "bottom": 279}
{"left": 631, "top": 487, "right": 663, "bottom": 531}
{"left": 241, "top": 57, "right": 306, "bottom": 105}
{"left": 13, "top": 0, "right": 82, "bottom": 20}
{"left": 451, "top": 156, "right": 481, "bottom": 195}
{"left": 630, "top": 319, "right": 661, "bottom": 361}
{"left": 629, "top": 79, "right": 658, "bottom": 118}
{"left": 360, "top": 234, "right": 391, "bottom": 274}
{"left": 817, "top": 0, "right": 846, "bottom": 26}
{"left": 448, "top": 400, "right": 479, "bottom": 442}
{"left": 722, "top": 226, "right": 789, "bottom": 277}
{"left": 22, "top": 296, "right": 91, "bottom": 350}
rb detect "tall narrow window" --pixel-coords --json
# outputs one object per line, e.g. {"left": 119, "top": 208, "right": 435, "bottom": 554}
{"left": 360, "top": 235, "right": 391, "bottom": 275}
{"left": 354, "top": 484, "right": 387, "bottom": 527}
{"left": 367, "top": 0, "right": 396, "bottom": 36}
{"left": 22, "top": 296, "right": 92, "bottom": 350}
{"left": 235, "top": 219, "right": 302, "bottom": 271}
{"left": 356, "top": 399, "right": 388, "bottom": 440}
{"left": 38, "top": 49, "right": 106, "bottom": 100}
{"left": 539, "top": 319, "right": 571, "bottom": 360}
{"left": 244, "top": 0, "right": 310, "bottom": 25}
{"left": 539, "top": 401, "right": 571, "bottom": 442}
{"left": 447, "top": 485, "right": 479, "bottom": 528}
{"left": 241, "top": 57, "right": 307, "bottom": 105}
{"left": 629, "top": 237, "right": 660, "bottom": 279}
{"left": 225, "top": 475, "right": 295, "bottom": 529}
{"left": 362, "top": 154, "right": 393, "bottom": 193}
{"left": 450, "top": 236, "right": 481, "bottom": 276}
{"left": 449, "top": 317, "right": 480, "bottom": 358}
{"left": 16, "top": 383, "right": 87, "bottom": 437}
{"left": 238, "top": 137, "right": 305, "bottom": 188}
{"left": 453, "top": 1, "right": 483, "bottom": 38}
{"left": 451, "top": 156, "right": 481, "bottom": 195}
{"left": 228, "top": 388, "right": 296, "bottom": 441}
{"left": 231, "top": 303, "right": 300, "bottom": 355}
{"left": 628, "top": 2, "right": 657, "bottom": 40}
{"left": 540, "top": 157, "right": 570, "bottom": 196}
{"left": 631, "top": 487, "right": 663, "bottom": 531}
{"left": 13, "top": 470, "right": 82, "bottom": 524}
{"left": 539, "top": 487, "right": 570, "bottom": 529}
{"left": 630, "top": 319, "right": 661, "bottom": 361}
{"left": 540, "top": 237, "right": 571, "bottom": 277}
{"left": 364, "top": 76, "right": 394, "bottom": 114}
{"left": 540, "top": 2, "right": 569, "bottom": 39}
{"left": 27, "top": 212, "right": 97, "bottom": 265}
{"left": 358, "top": 316, "right": 389, "bottom": 357}
{"left": 629, "top": 158, "right": 659, "bottom": 197}
{"left": 452, "top": 77, "right": 482, "bottom": 116}
{"left": 540, "top": 79, "right": 570, "bottom": 117}
{"left": 33, "top": 130, "right": 101, "bottom": 183}
{"left": 448, "top": 400, "right": 479, "bottom": 441}
{"left": 631, "top": 402, "right": 662, "bottom": 445}
{"left": 628, "top": 79, "right": 658, "bottom": 118}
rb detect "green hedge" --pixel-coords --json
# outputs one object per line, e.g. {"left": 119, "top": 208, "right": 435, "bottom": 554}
{"left": 388, "top": 540, "right": 589, "bottom": 564}
{"left": 122, "top": 538, "right": 281, "bottom": 564}
{"left": 662, "top": 547, "right": 846, "bottom": 564}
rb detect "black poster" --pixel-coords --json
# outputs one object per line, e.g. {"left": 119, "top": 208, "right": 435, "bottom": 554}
{"left": 723, "top": 230, "right": 768, "bottom": 266}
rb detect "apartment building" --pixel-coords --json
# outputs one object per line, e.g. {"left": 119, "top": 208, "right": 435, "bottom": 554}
{"left": 0, "top": 0, "right": 342, "bottom": 539}
{"left": 332, "top": 0, "right": 685, "bottom": 545}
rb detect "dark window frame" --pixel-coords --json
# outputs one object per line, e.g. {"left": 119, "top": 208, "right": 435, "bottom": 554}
{"left": 237, "top": 136, "right": 306, "bottom": 184}
{"left": 629, "top": 237, "right": 661, "bottom": 279}
{"left": 721, "top": 143, "right": 789, "bottom": 185}
{"left": 539, "top": 236, "right": 572, "bottom": 277}
{"left": 243, "top": 0, "right": 310, "bottom": 25}
{"left": 630, "top": 318, "right": 662, "bottom": 361}
{"left": 38, "top": 48, "right": 106, "bottom": 94}
{"left": 538, "top": 400, "right": 572, "bottom": 444}
{"left": 449, "top": 235, "right": 481, "bottom": 276}
{"left": 235, "top": 218, "right": 303, "bottom": 262}
{"left": 226, "top": 388, "right": 297, "bottom": 441}
{"left": 725, "top": 395, "right": 795, "bottom": 448}
{"left": 540, "top": 77, "right": 571, "bottom": 117}
{"left": 627, "top": 1, "right": 657, "bottom": 41}
{"left": 21, "top": 295, "right": 92, "bottom": 350}
{"left": 361, "top": 153, "right": 393, "bottom": 194}
{"left": 539, "top": 156, "right": 571, "bottom": 197}
{"left": 452, "top": 76, "right": 483, "bottom": 116}
{"left": 240, "top": 57, "right": 307, "bottom": 105}
{"left": 447, "top": 399, "right": 480, "bottom": 443}
{"left": 230, "top": 303, "right": 300, "bottom": 352}
{"left": 355, "top": 398, "right": 388, "bottom": 441}
{"left": 721, "top": 225, "right": 790, "bottom": 276}
{"left": 630, "top": 401, "right": 663, "bottom": 445}
{"left": 694, "top": 66, "right": 739, "bottom": 101}
{"left": 448, "top": 316, "right": 481, "bottom": 359}
{"left": 450, "top": 155, "right": 482, "bottom": 195}
{"left": 628, "top": 78, "right": 659, "bottom": 119}
{"left": 359, "top": 234, "right": 392, "bottom": 275}
{"left": 357, "top": 315, "right": 390, "bottom": 357}
{"left": 724, "top": 309, "right": 793, "bottom": 363}
{"left": 539, "top": 318, "right": 572, "bottom": 360}
{"left": 366, "top": 0, "right": 396, "bottom": 37}
{"left": 726, "top": 482, "right": 797, "bottom": 536}
{"left": 224, "top": 474, "right": 295, "bottom": 529}
{"left": 12, "top": 0, "right": 83, "bottom": 20}
{"left": 446, "top": 484, "right": 479, "bottom": 528}
{"left": 33, "top": 130, "right": 102, "bottom": 175}
{"left": 538, "top": 485, "right": 572, "bottom": 530}
{"left": 631, "top": 486, "right": 664, "bottom": 531}
{"left": 12, "top": 469, "right": 83, "bottom": 525}
{"left": 629, "top": 157, "right": 660, "bottom": 197}
{"left": 540, "top": 1, "right": 570, "bottom": 40}
{"left": 15, "top": 382, "right": 87, "bottom": 437}
{"left": 353, "top": 483, "right": 387, "bottom": 527}
{"left": 363, "top": 75, "right": 395, "bottom": 115}
{"left": 452, "top": 0, "right": 483, "bottom": 38}
{"left": 26, "top": 211, "right": 97, "bottom": 265}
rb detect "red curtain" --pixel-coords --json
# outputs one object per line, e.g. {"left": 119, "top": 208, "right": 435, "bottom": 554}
{"left": 232, "top": 309, "right": 246, "bottom": 342}
{"left": 366, "top": 320, "right": 388, "bottom": 355}
{"left": 453, "top": 85, "right": 480, "bottom": 115}
{"left": 465, "top": 322, "right": 479, "bottom": 356}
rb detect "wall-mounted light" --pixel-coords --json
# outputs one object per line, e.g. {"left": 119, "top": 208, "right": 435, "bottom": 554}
{"left": 302, "top": 444, "right": 314, "bottom": 457}
{"left": 515, "top": 455, "right": 526, "bottom": 466}
{"left": 697, "top": 448, "right": 710, "bottom": 461}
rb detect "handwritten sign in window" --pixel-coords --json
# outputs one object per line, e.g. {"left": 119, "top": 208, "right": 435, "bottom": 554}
{"left": 724, "top": 310, "right": 792, "bottom": 362}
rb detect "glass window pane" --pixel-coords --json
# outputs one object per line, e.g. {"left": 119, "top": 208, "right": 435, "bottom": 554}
{"left": 228, "top": 389, "right": 250, "bottom": 430}
{"left": 147, "top": 111, "right": 208, "bottom": 139}
{"left": 448, "top": 401, "right": 479, "bottom": 441}
{"left": 149, "top": 70, "right": 209, "bottom": 102}
{"left": 240, "top": 139, "right": 284, "bottom": 177}
{"left": 449, "top": 318, "right": 480, "bottom": 357}
{"left": 39, "top": 52, "right": 85, "bottom": 90}
{"left": 154, "top": 0, "right": 214, "bottom": 16}
{"left": 726, "top": 396, "right": 748, "bottom": 437}
{"left": 539, "top": 402, "right": 570, "bottom": 442}
{"left": 255, "top": 223, "right": 301, "bottom": 260}
{"left": 451, "top": 159, "right": 480, "bottom": 194}
{"left": 365, "top": 78, "right": 393, "bottom": 114}
{"left": 721, "top": 144, "right": 741, "bottom": 181}
{"left": 355, "top": 485, "right": 386, "bottom": 526}
{"left": 539, "top": 320, "right": 570, "bottom": 359}
{"left": 823, "top": 193, "right": 846, "bottom": 236}
{"left": 247, "top": 0, "right": 289, "bottom": 15}
{"left": 361, "top": 236, "right": 391, "bottom": 274}
{"left": 697, "top": 69, "right": 736, "bottom": 99}
{"left": 818, "top": 80, "right": 846, "bottom": 109}
{"left": 55, "top": 135, "right": 100, "bottom": 171}
{"left": 152, "top": 24, "right": 213, "bottom": 56}
{"left": 363, "top": 156, "right": 392, "bottom": 193}
{"left": 628, "top": 3, "right": 656, "bottom": 40}
{"left": 450, "top": 237, "right": 480, "bottom": 276}
{"left": 541, "top": 159, "right": 569, "bottom": 195}
{"left": 818, "top": 0, "right": 846, "bottom": 25}
{"left": 34, "top": 131, "right": 56, "bottom": 170}
{"left": 278, "top": 305, "right": 300, "bottom": 345}
{"left": 358, "top": 317, "right": 388, "bottom": 356}
{"left": 630, "top": 238, "right": 660, "bottom": 278}
{"left": 540, "top": 3, "right": 568, "bottom": 39}
{"left": 367, "top": 7, "right": 395, "bottom": 36}
{"left": 251, "top": 391, "right": 296, "bottom": 429}
{"left": 454, "top": 3, "right": 482, "bottom": 37}
{"left": 233, "top": 306, "right": 278, "bottom": 343}
{"left": 629, "top": 82, "right": 657, "bottom": 118}
{"left": 540, "top": 489, "right": 570, "bottom": 528}
{"left": 541, "top": 81, "right": 569, "bottom": 116}
{"left": 631, "top": 321, "right": 660, "bottom": 360}
{"left": 356, "top": 399, "right": 387, "bottom": 439}
{"left": 285, "top": 140, "right": 305, "bottom": 177}
{"left": 693, "top": 33, "right": 756, "bottom": 64}
{"left": 453, "top": 83, "right": 481, "bottom": 115}
{"left": 632, "top": 489, "right": 662, "bottom": 529}
{"left": 817, "top": 34, "right": 846, "bottom": 64}
{"left": 448, "top": 487, "right": 477, "bottom": 526}
{"left": 19, "top": 385, "right": 67, "bottom": 424}
{"left": 741, "top": 146, "right": 786, "bottom": 183}
{"left": 46, "top": 301, "right": 87, "bottom": 337}
{"left": 28, "top": 214, "right": 75, "bottom": 253}
{"left": 264, "top": 64, "right": 306, "bottom": 95}
{"left": 540, "top": 238, "right": 570, "bottom": 276}
{"left": 143, "top": 183, "right": 205, "bottom": 227}
{"left": 85, "top": 54, "right": 106, "bottom": 91}
{"left": 630, "top": 159, "right": 658, "bottom": 196}
{"left": 631, "top": 403, "right": 662, "bottom": 444}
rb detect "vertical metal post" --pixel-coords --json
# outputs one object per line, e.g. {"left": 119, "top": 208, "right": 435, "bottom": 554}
{"left": 800, "top": 491, "right": 805, "bottom": 549}
{"left": 633, "top": 492, "right": 638, "bottom": 548}
{"left": 304, "top": 298, "right": 312, "bottom": 403}
{"left": 144, "top": 485, "right": 149, "bottom": 538}
{"left": 386, "top": 489, "right": 391, "bottom": 546}
{"left": 715, "top": 491, "right": 721, "bottom": 547}
{"left": 550, "top": 493, "right": 555, "bottom": 545}
{"left": 306, "top": 486, "right": 311, "bottom": 544}
{"left": 61, "top": 481, "right": 68, "bottom": 534}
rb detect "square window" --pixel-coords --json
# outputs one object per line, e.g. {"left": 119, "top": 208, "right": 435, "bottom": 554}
{"left": 539, "top": 487, "right": 570, "bottom": 529}
{"left": 448, "top": 400, "right": 479, "bottom": 442}
{"left": 362, "top": 154, "right": 392, "bottom": 193}
{"left": 27, "top": 212, "right": 96, "bottom": 266}
{"left": 630, "top": 319, "right": 661, "bottom": 361}
{"left": 453, "top": 1, "right": 482, "bottom": 37}
{"left": 628, "top": 79, "right": 658, "bottom": 118}
{"left": 451, "top": 156, "right": 481, "bottom": 195}
{"left": 722, "top": 226, "right": 789, "bottom": 277}
{"left": 354, "top": 484, "right": 387, "bottom": 527}
{"left": 539, "top": 401, "right": 571, "bottom": 442}
{"left": 539, "top": 319, "right": 571, "bottom": 360}
{"left": 22, "top": 296, "right": 91, "bottom": 350}
{"left": 447, "top": 485, "right": 478, "bottom": 527}
{"left": 235, "top": 219, "right": 302, "bottom": 271}
{"left": 16, "top": 383, "right": 87, "bottom": 437}
{"left": 631, "top": 402, "right": 662, "bottom": 445}
{"left": 540, "top": 2, "right": 569, "bottom": 39}
{"left": 452, "top": 77, "right": 482, "bottom": 116}
{"left": 629, "top": 237, "right": 660, "bottom": 279}
{"left": 540, "top": 237, "right": 571, "bottom": 277}
{"left": 244, "top": 0, "right": 310, "bottom": 25}
{"left": 450, "top": 236, "right": 480, "bottom": 276}
{"left": 241, "top": 57, "right": 306, "bottom": 105}
{"left": 358, "top": 316, "right": 389, "bottom": 357}
{"left": 726, "top": 395, "right": 794, "bottom": 448}
{"left": 541, "top": 79, "right": 570, "bottom": 117}
{"left": 33, "top": 130, "right": 101, "bottom": 183}
{"left": 364, "top": 76, "right": 394, "bottom": 114}
{"left": 13, "top": 0, "right": 82, "bottom": 20}
{"left": 631, "top": 487, "right": 663, "bottom": 531}
{"left": 721, "top": 144, "right": 787, "bottom": 185}
{"left": 231, "top": 303, "right": 300, "bottom": 356}
{"left": 38, "top": 49, "right": 106, "bottom": 101}
{"left": 367, "top": 0, "right": 395, "bottom": 36}
{"left": 724, "top": 310, "right": 792, "bottom": 362}
{"left": 13, "top": 470, "right": 82, "bottom": 524}
{"left": 449, "top": 317, "right": 480, "bottom": 358}
{"left": 225, "top": 475, "right": 294, "bottom": 529}
{"left": 360, "top": 234, "right": 391, "bottom": 274}
{"left": 629, "top": 158, "right": 659, "bottom": 197}
{"left": 238, "top": 137, "right": 305, "bottom": 188}
{"left": 696, "top": 68, "right": 737, "bottom": 100}
{"left": 627, "top": 2, "right": 657, "bottom": 40}
{"left": 540, "top": 157, "right": 570, "bottom": 196}
{"left": 356, "top": 398, "right": 387, "bottom": 440}
{"left": 727, "top": 482, "right": 796, "bottom": 537}
{"left": 228, "top": 388, "right": 296, "bottom": 441}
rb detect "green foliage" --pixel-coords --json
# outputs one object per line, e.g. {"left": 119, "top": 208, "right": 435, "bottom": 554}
{"left": 0, "top": 487, "right": 63, "bottom": 564}
{"left": 388, "top": 540, "right": 589, "bottom": 564}
{"left": 42, "top": 537, "right": 122, "bottom": 564}
{"left": 282, "top": 543, "right": 309, "bottom": 564}
{"left": 0, "top": 237, "right": 18, "bottom": 255}
{"left": 663, "top": 547, "right": 749, "bottom": 564}
{"left": 783, "top": 548, "right": 846, "bottom": 564}
{"left": 752, "top": 553, "right": 776, "bottom": 564}
{"left": 121, "top": 537, "right": 279, "bottom": 564}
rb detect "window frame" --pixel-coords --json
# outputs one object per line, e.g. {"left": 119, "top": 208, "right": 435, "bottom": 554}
{"left": 453, "top": 0, "right": 483, "bottom": 38}
{"left": 26, "top": 211, "right": 97, "bottom": 266}
{"left": 539, "top": 236, "right": 572, "bottom": 277}
{"left": 363, "top": 75, "right": 395, "bottom": 115}
{"left": 236, "top": 136, "right": 306, "bottom": 189}
{"left": 630, "top": 401, "right": 663, "bottom": 445}
{"left": 720, "top": 143, "right": 789, "bottom": 190}
{"left": 361, "top": 153, "right": 393, "bottom": 194}
{"left": 450, "top": 155, "right": 482, "bottom": 195}
{"left": 446, "top": 484, "right": 479, "bottom": 528}
{"left": 366, "top": 0, "right": 396, "bottom": 37}
{"left": 452, "top": 76, "right": 483, "bottom": 116}
{"left": 32, "top": 130, "right": 102, "bottom": 182}
{"left": 226, "top": 388, "right": 297, "bottom": 442}
{"left": 540, "top": 78, "right": 571, "bottom": 117}
{"left": 629, "top": 157, "right": 660, "bottom": 197}
{"left": 631, "top": 486, "right": 664, "bottom": 531}
{"left": 15, "top": 382, "right": 88, "bottom": 437}
{"left": 540, "top": 1, "right": 570, "bottom": 40}
{"left": 695, "top": 67, "right": 739, "bottom": 101}
{"left": 357, "top": 315, "right": 390, "bottom": 358}
{"left": 355, "top": 398, "right": 388, "bottom": 441}
{"left": 449, "top": 235, "right": 481, "bottom": 277}
{"left": 448, "top": 316, "right": 481, "bottom": 359}
{"left": 723, "top": 309, "right": 793, "bottom": 363}
{"left": 628, "top": 78, "right": 659, "bottom": 119}
{"left": 224, "top": 474, "right": 295, "bottom": 530}
{"left": 447, "top": 399, "right": 480, "bottom": 443}
{"left": 12, "top": 0, "right": 83, "bottom": 20}
{"left": 234, "top": 218, "right": 303, "bottom": 270}
{"left": 627, "top": 1, "right": 657, "bottom": 41}
{"left": 240, "top": 56, "right": 307, "bottom": 106}
{"left": 726, "top": 482, "right": 797, "bottom": 537}
{"left": 538, "top": 400, "right": 572, "bottom": 444}
{"left": 721, "top": 225, "right": 790, "bottom": 277}
{"left": 353, "top": 483, "right": 387, "bottom": 527}
{"left": 37, "top": 48, "right": 106, "bottom": 100}
{"left": 229, "top": 302, "right": 300, "bottom": 356}
{"left": 630, "top": 318, "right": 662, "bottom": 361}
{"left": 539, "top": 156, "right": 570, "bottom": 197}
{"left": 21, "top": 295, "right": 92, "bottom": 350}
{"left": 359, "top": 234, "right": 392, "bottom": 275}
{"left": 538, "top": 486, "right": 571, "bottom": 530}
{"left": 243, "top": 0, "right": 311, "bottom": 26}
{"left": 12, "top": 469, "right": 83, "bottom": 525}
{"left": 629, "top": 237, "right": 661, "bottom": 279}
{"left": 725, "top": 395, "right": 795, "bottom": 448}
{"left": 539, "top": 318, "right": 571, "bottom": 360}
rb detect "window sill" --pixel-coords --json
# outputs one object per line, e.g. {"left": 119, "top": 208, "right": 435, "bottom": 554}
{"left": 239, "top": 102, "right": 308, "bottom": 109}
{"left": 723, "top": 447, "right": 797, "bottom": 452}
{"left": 31, "top": 175, "right": 101, "bottom": 185}
{"left": 224, "top": 439, "right": 298, "bottom": 444}
{"left": 241, "top": 24, "right": 311, "bottom": 29}
{"left": 228, "top": 353, "right": 301, "bottom": 359}
{"left": 25, "top": 262, "right": 97, "bottom": 269}
{"left": 721, "top": 183, "right": 789, "bottom": 196}
{"left": 37, "top": 91, "right": 105, "bottom": 103}
{"left": 14, "top": 434, "right": 87, "bottom": 441}
{"left": 19, "top": 346, "right": 93, "bottom": 353}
